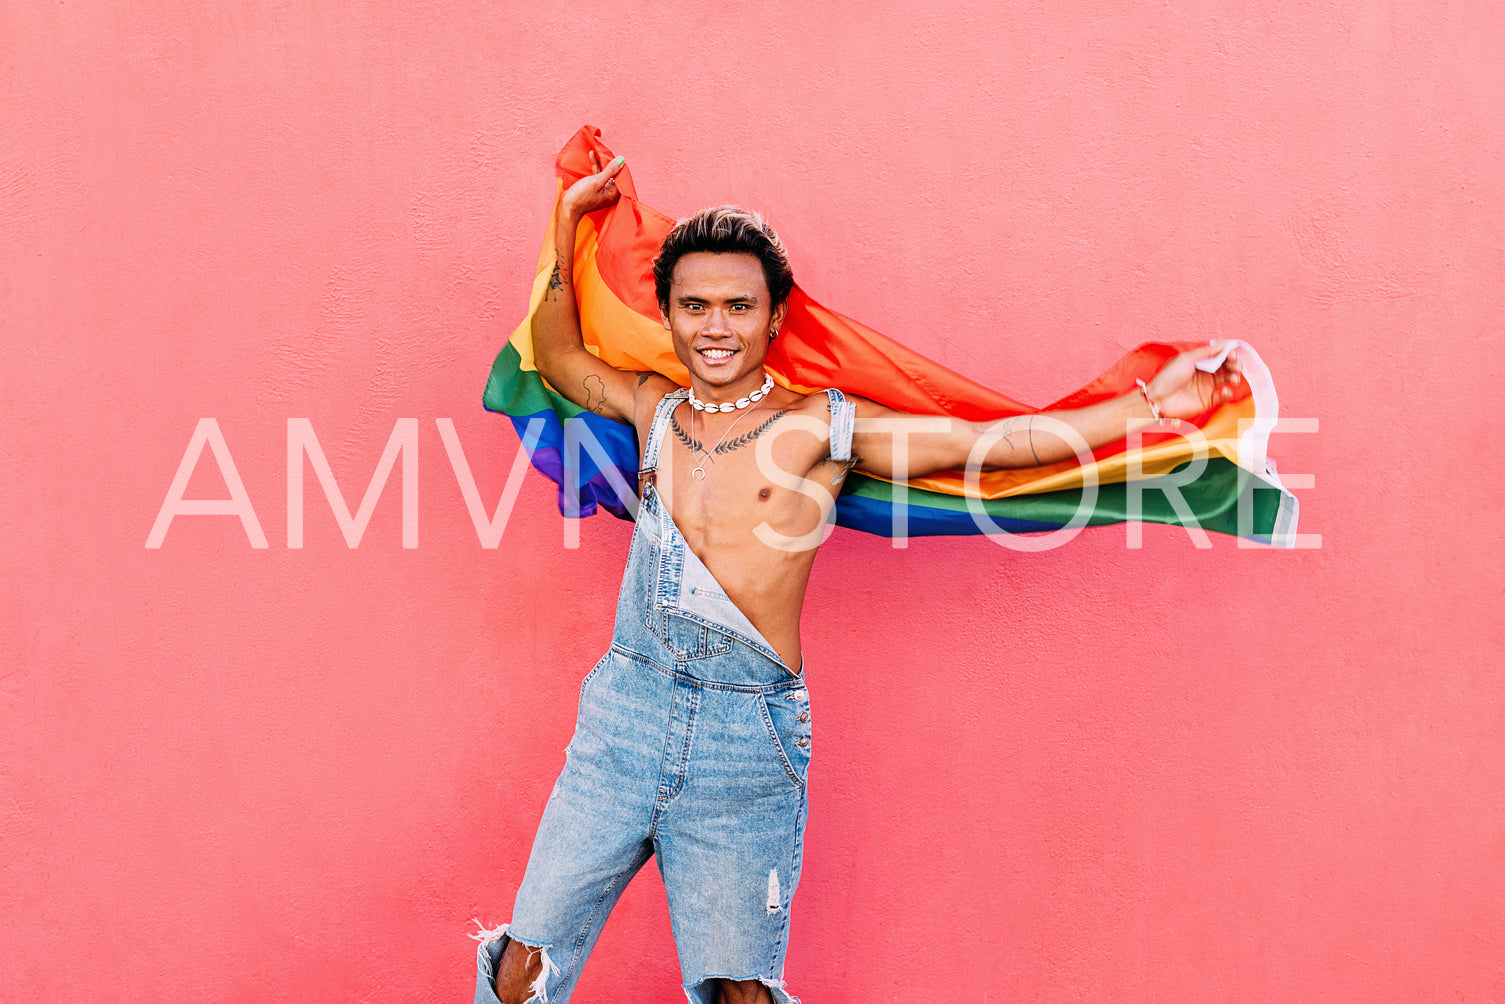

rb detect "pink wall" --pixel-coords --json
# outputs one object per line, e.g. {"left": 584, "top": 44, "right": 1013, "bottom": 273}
{"left": 5, "top": 2, "right": 1503, "bottom": 1001}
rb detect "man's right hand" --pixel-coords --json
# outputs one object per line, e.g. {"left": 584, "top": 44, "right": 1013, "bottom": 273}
{"left": 562, "top": 152, "right": 627, "bottom": 221}
{"left": 530, "top": 148, "right": 645, "bottom": 427}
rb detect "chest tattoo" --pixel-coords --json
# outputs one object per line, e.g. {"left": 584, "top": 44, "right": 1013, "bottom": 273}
{"left": 669, "top": 409, "right": 791, "bottom": 457}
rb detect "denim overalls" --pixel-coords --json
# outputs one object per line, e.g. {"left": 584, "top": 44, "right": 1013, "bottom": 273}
{"left": 473, "top": 388, "right": 854, "bottom": 1004}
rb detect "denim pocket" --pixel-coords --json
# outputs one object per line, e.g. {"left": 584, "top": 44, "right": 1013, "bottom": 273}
{"left": 646, "top": 609, "right": 737, "bottom": 661}
{"left": 759, "top": 690, "right": 812, "bottom": 790}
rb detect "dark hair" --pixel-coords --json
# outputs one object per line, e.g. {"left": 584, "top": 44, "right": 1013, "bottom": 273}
{"left": 653, "top": 206, "right": 794, "bottom": 314}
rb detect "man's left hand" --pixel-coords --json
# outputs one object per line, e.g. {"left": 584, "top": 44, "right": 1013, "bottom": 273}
{"left": 1145, "top": 341, "right": 1244, "bottom": 420}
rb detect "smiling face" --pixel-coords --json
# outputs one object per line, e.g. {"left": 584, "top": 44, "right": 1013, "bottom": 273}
{"left": 663, "top": 251, "right": 788, "bottom": 399}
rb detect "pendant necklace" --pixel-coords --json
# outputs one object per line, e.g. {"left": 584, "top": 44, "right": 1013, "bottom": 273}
{"left": 690, "top": 398, "right": 759, "bottom": 481}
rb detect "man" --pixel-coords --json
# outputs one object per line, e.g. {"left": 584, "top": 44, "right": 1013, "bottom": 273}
{"left": 476, "top": 152, "right": 1242, "bottom": 1004}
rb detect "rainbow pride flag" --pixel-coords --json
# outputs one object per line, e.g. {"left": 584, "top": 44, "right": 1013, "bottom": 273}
{"left": 485, "top": 126, "right": 1299, "bottom": 546}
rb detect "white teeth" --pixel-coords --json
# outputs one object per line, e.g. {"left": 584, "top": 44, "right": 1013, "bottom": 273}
{"left": 700, "top": 349, "right": 733, "bottom": 359}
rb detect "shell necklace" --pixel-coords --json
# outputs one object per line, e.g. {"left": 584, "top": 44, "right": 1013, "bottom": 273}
{"left": 689, "top": 372, "right": 775, "bottom": 413}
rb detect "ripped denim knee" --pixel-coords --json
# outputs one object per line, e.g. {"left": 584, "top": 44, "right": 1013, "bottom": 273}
{"left": 683, "top": 974, "right": 801, "bottom": 1004}
{"left": 470, "top": 921, "right": 561, "bottom": 1004}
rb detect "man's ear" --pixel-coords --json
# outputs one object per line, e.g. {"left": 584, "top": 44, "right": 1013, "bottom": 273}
{"left": 661, "top": 309, "right": 670, "bottom": 330}
{"left": 770, "top": 300, "right": 789, "bottom": 335}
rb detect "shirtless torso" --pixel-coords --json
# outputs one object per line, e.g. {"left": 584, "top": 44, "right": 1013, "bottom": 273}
{"left": 629, "top": 374, "right": 845, "bottom": 673}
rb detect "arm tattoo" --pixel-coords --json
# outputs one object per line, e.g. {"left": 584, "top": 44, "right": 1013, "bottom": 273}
{"left": 988, "top": 415, "right": 1043, "bottom": 465}
{"left": 544, "top": 253, "right": 566, "bottom": 302}
{"left": 637, "top": 372, "right": 654, "bottom": 387}
{"left": 994, "top": 416, "right": 1023, "bottom": 452}
{"left": 583, "top": 375, "right": 606, "bottom": 414}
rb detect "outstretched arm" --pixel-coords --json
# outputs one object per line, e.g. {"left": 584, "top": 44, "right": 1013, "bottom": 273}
{"left": 530, "top": 152, "right": 646, "bottom": 424}
{"left": 849, "top": 341, "right": 1244, "bottom": 479}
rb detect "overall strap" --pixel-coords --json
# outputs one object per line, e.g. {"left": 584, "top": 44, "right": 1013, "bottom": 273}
{"left": 638, "top": 389, "right": 690, "bottom": 489}
{"left": 825, "top": 388, "right": 856, "bottom": 463}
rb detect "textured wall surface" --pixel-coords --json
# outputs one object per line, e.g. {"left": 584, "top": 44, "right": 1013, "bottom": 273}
{"left": 4, "top": 2, "right": 1503, "bottom": 1001}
